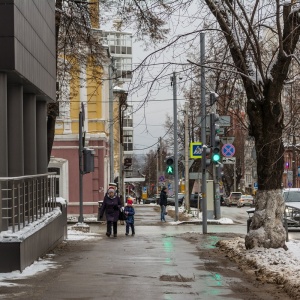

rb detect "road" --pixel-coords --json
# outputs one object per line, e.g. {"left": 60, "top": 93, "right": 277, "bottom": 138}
{"left": 0, "top": 204, "right": 296, "bottom": 300}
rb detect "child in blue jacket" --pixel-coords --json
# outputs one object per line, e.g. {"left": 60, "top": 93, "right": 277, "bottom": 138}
{"left": 124, "top": 199, "right": 135, "bottom": 236}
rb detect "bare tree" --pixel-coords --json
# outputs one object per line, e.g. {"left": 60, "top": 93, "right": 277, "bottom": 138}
{"left": 131, "top": 0, "right": 300, "bottom": 249}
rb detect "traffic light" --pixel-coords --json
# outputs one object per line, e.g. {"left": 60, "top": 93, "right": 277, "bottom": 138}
{"left": 210, "top": 113, "right": 221, "bottom": 164}
{"left": 166, "top": 156, "right": 174, "bottom": 175}
{"left": 216, "top": 163, "right": 224, "bottom": 180}
{"left": 202, "top": 145, "right": 211, "bottom": 168}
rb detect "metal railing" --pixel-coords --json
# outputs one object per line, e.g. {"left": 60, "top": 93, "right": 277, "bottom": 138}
{"left": 0, "top": 173, "right": 57, "bottom": 233}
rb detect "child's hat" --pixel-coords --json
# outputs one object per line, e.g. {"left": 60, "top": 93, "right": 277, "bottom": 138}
{"left": 127, "top": 199, "right": 133, "bottom": 205}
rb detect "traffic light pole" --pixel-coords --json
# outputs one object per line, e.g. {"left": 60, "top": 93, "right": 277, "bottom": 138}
{"left": 78, "top": 104, "right": 84, "bottom": 223}
{"left": 172, "top": 72, "right": 179, "bottom": 222}
{"left": 210, "top": 93, "right": 221, "bottom": 219}
{"left": 200, "top": 32, "right": 208, "bottom": 234}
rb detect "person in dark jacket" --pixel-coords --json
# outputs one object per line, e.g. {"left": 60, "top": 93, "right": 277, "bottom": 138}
{"left": 159, "top": 187, "right": 168, "bottom": 222}
{"left": 124, "top": 198, "right": 135, "bottom": 236}
{"left": 100, "top": 188, "right": 122, "bottom": 237}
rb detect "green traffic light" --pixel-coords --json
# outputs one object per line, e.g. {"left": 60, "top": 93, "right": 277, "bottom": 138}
{"left": 166, "top": 166, "right": 174, "bottom": 174}
{"left": 212, "top": 153, "right": 221, "bottom": 162}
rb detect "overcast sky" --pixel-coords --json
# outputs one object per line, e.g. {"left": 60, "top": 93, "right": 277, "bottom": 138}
{"left": 126, "top": 4, "right": 203, "bottom": 156}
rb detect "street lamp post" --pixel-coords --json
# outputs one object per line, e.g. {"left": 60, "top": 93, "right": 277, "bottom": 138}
{"left": 114, "top": 86, "right": 128, "bottom": 200}
{"left": 109, "top": 57, "right": 116, "bottom": 183}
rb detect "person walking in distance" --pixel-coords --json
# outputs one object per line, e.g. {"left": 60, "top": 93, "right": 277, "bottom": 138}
{"left": 100, "top": 188, "right": 122, "bottom": 238}
{"left": 124, "top": 198, "right": 135, "bottom": 236}
{"left": 159, "top": 187, "right": 167, "bottom": 222}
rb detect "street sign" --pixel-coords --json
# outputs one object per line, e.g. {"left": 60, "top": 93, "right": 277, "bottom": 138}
{"left": 189, "top": 160, "right": 194, "bottom": 168}
{"left": 298, "top": 167, "right": 300, "bottom": 177}
{"left": 254, "top": 182, "right": 258, "bottom": 189}
{"left": 189, "top": 172, "right": 202, "bottom": 180}
{"left": 222, "top": 157, "right": 236, "bottom": 164}
{"left": 221, "top": 137, "right": 235, "bottom": 144}
{"left": 219, "top": 116, "right": 230, "bottom": 127}
{"left": 222, "top": 144, "right": 235, "bottom": 157}
{"left": 197, "top": 115, "right": 231, "bottom": 127}
{"left": 190, "top": 142, "right": 203, "bottom": 159}
{"left": 159, "top": 175, "right": 165, "bottom": 182}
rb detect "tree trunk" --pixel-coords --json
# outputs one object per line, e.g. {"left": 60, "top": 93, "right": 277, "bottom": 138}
{"left": 245, "top": 92, "right": 286, "bottom": 249}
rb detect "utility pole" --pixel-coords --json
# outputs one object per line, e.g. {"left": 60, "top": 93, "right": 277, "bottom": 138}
{"left": 184, "top": 101, "right": 190, "bottom": 210}
{"left": 109, "top": 57, "right": 115, "bottom": 182}
{"left": 156, "top": 143, "right": 159, "bottom": 194}
{"left": 78, "top": 103, "right": 84, "bottom": 223}
{"left": 200, "top": 32, "right": 208, "bottom": 234}
{"left": 171, "top": 72, "right": 179, "bottom": 222}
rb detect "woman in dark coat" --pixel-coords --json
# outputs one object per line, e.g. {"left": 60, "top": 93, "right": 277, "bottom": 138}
{"left": 159, "top": 187, "right": 168, "bottom": 222}
{"left": 100, "top": 188, "right": 122, "bottom": 237}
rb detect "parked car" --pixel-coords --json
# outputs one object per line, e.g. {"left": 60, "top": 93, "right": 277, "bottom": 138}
{"left": 143, "top": 196, "right": 157, "bottom": 204}
{"left": 246, "top": 189, "right": 300, "bottom": 231}
{"left": 237, "top": 195, "right": 254, "bottom": 207}
{"left": 225, "top": 192, "right": 242, "bottom": 206}
{"left": 167, "top": 193, "right": 185, "bottom": 206}
{"left": 282, "top": 188, "right": 300, "bottom": 227}
{"left": 189, "top": 193, "right": 202, "bottom": 209}
{"left": 282, "top": 188, "right": 300, "bottom": 208}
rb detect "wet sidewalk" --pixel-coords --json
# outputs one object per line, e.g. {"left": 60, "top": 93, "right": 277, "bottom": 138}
{"left": 0, "top": 205, "right": 292, "bottom": 300}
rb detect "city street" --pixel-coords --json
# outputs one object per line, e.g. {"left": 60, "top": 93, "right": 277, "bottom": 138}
{"left": 0, "top": 204, "right": 297, "bottom": 300}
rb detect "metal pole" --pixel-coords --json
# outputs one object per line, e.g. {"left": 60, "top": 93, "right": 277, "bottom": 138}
{"left": 109, "top": 57, "right": 115, "bottom": 182}
{"left": 119, "top": 106, "right": 123, "bottom": 199}
{"left": 157, "top": 145, "right": 159, "bottom": 194}
{"left": 211, "top": 93, "right": 221, "bottom": 219}
{"left": 173, "top": 72, "right": 179, "bottom": 222}
{"left": 200, "top": 32, "right": 207, "bottom": 234}
{"left": 184, "top": 102, "right": 190, "bottom": 210}
{"left": 234, "top": 162, "right": 236, "bottom": 192}
{"left": 78, "top": 108, "right": 84, "bottom": 223}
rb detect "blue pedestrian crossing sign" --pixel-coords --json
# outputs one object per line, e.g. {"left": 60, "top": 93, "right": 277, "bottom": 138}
{"left": 190, "top": 142, "right": 203, "bottom": 159}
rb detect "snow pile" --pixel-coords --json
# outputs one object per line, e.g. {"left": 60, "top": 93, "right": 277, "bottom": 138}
{"left": 167, "top": 205, "right": 234, "bottom": 224}
{"left": 67, "top": 228, "right": 101, "bottom": 240}
{"left": 217, "top": 238, "right": 300, "bottom": 299}
{"left": 0, "top": 229, "right": 100, "bottom": 287}
{"left": 0, "top": 208, "right": 62, "bottom": 242}
{"left": 0, "top": 254, "right": 58, "bottom": 287}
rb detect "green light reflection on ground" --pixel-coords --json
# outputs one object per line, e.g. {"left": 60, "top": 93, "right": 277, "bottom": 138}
{"left": 163, "top": 237, "right": 174, "bottom": 253}
{"left": 163, "top": 236, "right": 174, "bottom": 264}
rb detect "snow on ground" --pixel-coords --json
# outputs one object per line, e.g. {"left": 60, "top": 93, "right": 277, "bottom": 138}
{"left": 0, "top": 254, "right": 58, "bottom": 287}
{"left": 0, "top": 226, "right": 100, "bottom": 287}
{"left": 167, "top": 205, "right": 234, "bottom": 225}
{"left": 217, "top": 237, "right": 300, "bottom": 299}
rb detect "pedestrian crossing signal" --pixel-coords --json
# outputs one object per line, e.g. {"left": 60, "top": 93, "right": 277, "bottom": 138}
{"left": 165, "top": 156, "right": 174, "bottom": 175}
{"left": 166, "top": 165, "right": 174, "bottom": 175}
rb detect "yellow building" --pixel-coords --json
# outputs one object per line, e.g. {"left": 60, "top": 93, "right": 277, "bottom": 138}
{"left": 50, "top": 1, "right": 133, "bottom": 214}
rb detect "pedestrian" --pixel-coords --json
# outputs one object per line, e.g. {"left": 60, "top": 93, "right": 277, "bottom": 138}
{"left": 99, "top": 188, "right": 122, "bottom": 238}
{"left": 124, "top": 198, "right": 135, "bottom": 236}
{"left": 159, "top": 186, "right": 167, "bottom": 222}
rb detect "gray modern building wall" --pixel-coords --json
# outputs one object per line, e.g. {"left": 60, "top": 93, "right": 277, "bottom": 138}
{"left": 0, "top": 1, "right": 66, "bottom": 273}
{"left": 0, "top": 0, "right": 56, "bottom": 177}
{"left": 0, "top": 0, "right": 56, "bottom": 100}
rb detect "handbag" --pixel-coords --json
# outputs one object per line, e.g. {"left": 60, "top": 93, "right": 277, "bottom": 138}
{"left": 119, "top": 209, "right": 127, "bottom": 221}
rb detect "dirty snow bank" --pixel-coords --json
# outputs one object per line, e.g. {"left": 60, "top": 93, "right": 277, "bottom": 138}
{"left": 217, "top": 238, "right": 300, "bottom": 299}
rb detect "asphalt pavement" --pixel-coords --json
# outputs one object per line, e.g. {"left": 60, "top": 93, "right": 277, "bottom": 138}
{"left": 0, "top": 205, "right": 295, "bottom": 300}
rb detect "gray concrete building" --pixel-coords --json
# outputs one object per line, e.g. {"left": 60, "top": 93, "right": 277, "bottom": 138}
{"left": 0, "top": 0, "right": 66, "bottom": 272}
